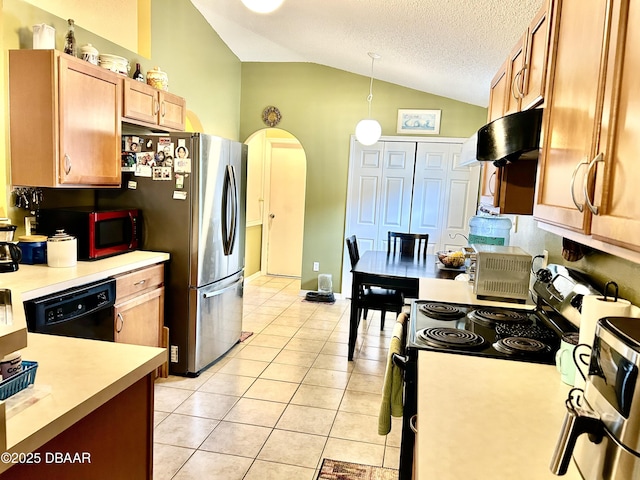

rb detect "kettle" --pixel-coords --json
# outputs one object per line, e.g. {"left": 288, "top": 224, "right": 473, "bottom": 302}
{"left": 0, "top": 242, "right": 22, "bottom": 273}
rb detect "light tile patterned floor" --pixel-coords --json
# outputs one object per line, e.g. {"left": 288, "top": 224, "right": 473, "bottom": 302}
{"left": 153, "top": 275, "right": 402, "bottom": 480}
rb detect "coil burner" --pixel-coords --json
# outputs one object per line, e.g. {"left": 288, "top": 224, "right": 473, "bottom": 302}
{"left": 469, "top": 308, "right": 530, "bottom": 327}
{"left": 417, "top": 327, "right": 486, "bottom": 350}
{"left": 419, "top": 303, "right": 466, "bottom": 320}
{"left": 493, "top": 337, "right": 549, "bottom": 356}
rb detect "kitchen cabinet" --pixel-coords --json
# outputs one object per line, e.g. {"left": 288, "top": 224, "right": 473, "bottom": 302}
{"left": 122, "top": 77, "right": 186, "bottom": 131}
{"left": 479, "top": 0, "right": 550, "bottom": 215}
{"left": 113, "top": 264, "right": 165, "bottom": 356}
{"left": 533, "top": 0, "right": 611, "bottom": 234}
{"left": 8, "top": 49, "right": 122, "bottom": 187}
{"left": 586, "top": 0, "right": 640, "bottom": 252}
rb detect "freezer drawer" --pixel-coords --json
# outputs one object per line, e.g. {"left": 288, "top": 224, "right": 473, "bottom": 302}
{"left": 189, "top": 272, "right": 243, "bottom": 373}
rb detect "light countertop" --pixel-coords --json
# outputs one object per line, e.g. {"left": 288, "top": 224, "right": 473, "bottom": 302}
{"left": 417, "top": 351, "right": 582, "bottom": 479}
{"left": 0, "top": 251, "right": 169, "bottom": 467}
{"left": 419, "top": 277, "right": 535, "bottom": 308}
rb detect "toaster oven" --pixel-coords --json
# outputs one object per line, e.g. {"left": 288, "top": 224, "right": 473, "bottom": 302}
{"left": 468, "top": 244, "right": 532, "bottom": 302}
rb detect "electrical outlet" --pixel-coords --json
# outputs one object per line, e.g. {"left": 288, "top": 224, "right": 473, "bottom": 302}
{"left": 313, "top": 262, "right": 320, "bottom": 272}
{"left": 170, "top": 345, "right": 178, "bottom": 363}
{"left": 542, "top": 249, "right": 549, "bottom": 268}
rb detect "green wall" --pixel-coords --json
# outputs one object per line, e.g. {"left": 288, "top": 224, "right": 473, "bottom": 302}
{"left": 240, "top": 63, "right": 487, "bottom": 291}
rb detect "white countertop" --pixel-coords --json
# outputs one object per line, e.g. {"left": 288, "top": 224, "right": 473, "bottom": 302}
{"left": 0, "top": 251, "right": 169, "bottom": 467}
{"left": 419, "top": 277, "right": 536, "bottom": 309}
{"left": 417, "top": 351, "right": 583, "bottom": 479}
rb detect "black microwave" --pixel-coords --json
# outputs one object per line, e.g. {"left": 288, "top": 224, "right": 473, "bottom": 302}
{"left": 36, "top": 207, "right": 140, "bottom": 260}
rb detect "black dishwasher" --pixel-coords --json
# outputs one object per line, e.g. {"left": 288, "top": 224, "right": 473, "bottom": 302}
{"left": 24, "top": 278, "right": 116, "bottom": 341}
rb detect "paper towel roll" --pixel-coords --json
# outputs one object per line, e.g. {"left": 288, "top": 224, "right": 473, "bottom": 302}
{"left": 575, "top": 294, "right": 631, "bottom": 388}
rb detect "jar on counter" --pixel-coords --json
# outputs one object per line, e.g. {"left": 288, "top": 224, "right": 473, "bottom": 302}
{"left": 47, "top": 230, "right": 77, "bottom": 268}
{"left": 80, "top": 43, "right": 99, "bottom": 65}
{"left": 17, "top": 235, "right": 48, "bottom": 264}
{"left": 147, "top": 67, "right": 168, "bottom": 91}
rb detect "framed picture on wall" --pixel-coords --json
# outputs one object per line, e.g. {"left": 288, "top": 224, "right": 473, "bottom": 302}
{"left": 396, "top": 109, "right": 441, "bottom": 134}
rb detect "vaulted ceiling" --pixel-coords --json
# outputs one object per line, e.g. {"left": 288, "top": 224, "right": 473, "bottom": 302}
{"left": 191, "top": 0, "right": 544, "bottom": 107}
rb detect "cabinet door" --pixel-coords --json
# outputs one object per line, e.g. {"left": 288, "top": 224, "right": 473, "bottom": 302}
{"left": 521, "top": 0, "right": 550, "bottom": 109}
{"left": 114, "top": 287, "right": 164, "bottom": 347}
{"left": 58, "top": 55, "right": 122, "bottom": 186}
{"left": 533, "top": 0, "right": 611, "bottom": 233}
{"left": 504, "top": 35, "right": 527, "bottom": 116}
{"left": 591, "top": 0, "right": 640, "bottom": 251}
{"left": 122, "top": 78, "right": 158, "bottom": 125}
{"left": 158, "top": 91, "right": 186, "bottom": 130}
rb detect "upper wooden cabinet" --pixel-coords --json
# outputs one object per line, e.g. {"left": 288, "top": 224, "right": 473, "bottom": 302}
{"left": 533, "top": 0, "right": 611, "bottom": 233}
{"left": 122, "top": 78, "right": 186, "bottom": 131}
{"left": 9, "top": 50, "right": 122, "bottom": 187}
{"left": 504, "top": 0, "right": 551, "bottom": 115}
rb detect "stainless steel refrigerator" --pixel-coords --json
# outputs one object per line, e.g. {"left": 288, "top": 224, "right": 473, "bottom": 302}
{"left": 98, "top": 133, "right": 247, "bottom": 376}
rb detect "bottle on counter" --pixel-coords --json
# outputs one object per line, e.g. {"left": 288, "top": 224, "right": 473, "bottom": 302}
{"left": 64, "top": 18, "right": 77, "bottom": 57}
{"left": 133, "top": 63, "right": 144, "bottom": 82}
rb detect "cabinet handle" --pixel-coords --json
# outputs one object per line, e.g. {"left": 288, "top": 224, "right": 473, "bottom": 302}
{"left": 409, "top": 414, "right": 418, "bottom": 434}
{"left": 488, "top": 170, "right": 496, "bottom": 195}
{"left": 134, "top": 279, "right": 146, "bottom": 286}
{"left": 153, "top": 98, "right": 159, "bottom": 115}
{"left": 161, "top": 101, "right": 166, "bottom": 118}
{"left": 64, "top": 154, "right": 72, "bottom": 175}
{"left": 583, "top": 153, "right": 604, "bottom": 215}
{"left": 116, "top": 312, "right": 124, "bottom": 333}
{"left": 570, "top": 160, "right": 589, "bottom": 212}
{"left": 511, "top": 65, "right": 526, "bottom": 100}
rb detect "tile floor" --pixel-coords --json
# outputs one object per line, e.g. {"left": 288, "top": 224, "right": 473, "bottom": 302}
{"left": 153, "top": 275, "right": 403, "bottom": 479}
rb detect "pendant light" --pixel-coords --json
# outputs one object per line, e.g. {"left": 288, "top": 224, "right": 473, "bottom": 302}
{"left": 355, "top": 52, "right": 382, "bottom": 146}
{"left": 241, "top": 0, "right": 285, "bottom": 14}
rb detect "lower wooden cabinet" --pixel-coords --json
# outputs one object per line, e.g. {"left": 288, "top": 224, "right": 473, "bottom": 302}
{"left": 113, "top": 263, "right": 167, "bottom": 376}
{"left": 114, "top": 287, "right": 164, "bottom": 347}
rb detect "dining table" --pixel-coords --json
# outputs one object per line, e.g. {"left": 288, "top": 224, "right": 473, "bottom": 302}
{"left": 348, "top": 251, "right": 462, "bottom": 360}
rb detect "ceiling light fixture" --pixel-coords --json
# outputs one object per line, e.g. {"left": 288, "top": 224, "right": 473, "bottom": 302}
{"left": 240, "top": 0, "right": 285, "bottom": 14}
{"left": 355, "top": 52, "right": 382, "bottom": 146}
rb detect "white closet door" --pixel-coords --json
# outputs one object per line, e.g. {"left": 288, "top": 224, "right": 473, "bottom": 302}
{"left": 342, "top": 139, "right": 416, "bottom": 295}
{"left": 410, "top": 143, "right": 480, "bottom": 252}
{"left": 376, "top": 142, "right": 417, "bottom": 250}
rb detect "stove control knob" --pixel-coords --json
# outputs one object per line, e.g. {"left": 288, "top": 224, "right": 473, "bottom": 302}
{"left": 536, "top": 268, "right": 553, "bottom": 284}
{"left": 570, "top": 294, "right": 584, "bottom": 312}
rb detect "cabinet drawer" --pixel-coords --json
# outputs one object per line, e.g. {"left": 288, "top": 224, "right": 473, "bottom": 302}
{"left": 115, "top": 264, "right": 164, "bottom": 300}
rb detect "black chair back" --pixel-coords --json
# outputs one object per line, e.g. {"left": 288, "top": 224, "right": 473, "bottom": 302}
{"left": 346, "top": 235, "right": 360, "bottom": 267}
{"left": 388, "top": 232, "right": 429, "bottom": 260}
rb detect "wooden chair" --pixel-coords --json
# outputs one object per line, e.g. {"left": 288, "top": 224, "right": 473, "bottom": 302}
{"left": 387, "top": 232, "right": 429, "bottom": 260}
{"left": 346, "top": 235, "right": 404, "bottom": 330}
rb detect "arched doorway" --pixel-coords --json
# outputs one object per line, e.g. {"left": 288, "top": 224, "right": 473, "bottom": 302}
{"left": 244, "top": 129, "right": 307, "bottom": 279}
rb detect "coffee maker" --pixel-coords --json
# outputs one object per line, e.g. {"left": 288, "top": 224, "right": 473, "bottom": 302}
{"left": 550, "top": 316, "right": 640, "bottom": 479}
{"left": 0, "top": 243, "right": 21, "bottom": 272}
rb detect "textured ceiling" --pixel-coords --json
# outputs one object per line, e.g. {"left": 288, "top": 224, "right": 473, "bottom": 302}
{"left": 190, "top": 0, "right": 544, "bottom": 107}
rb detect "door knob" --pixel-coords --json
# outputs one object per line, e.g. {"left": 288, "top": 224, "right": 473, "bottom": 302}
{"left": 269, "top": 213, "right": 275, "bottom": 219}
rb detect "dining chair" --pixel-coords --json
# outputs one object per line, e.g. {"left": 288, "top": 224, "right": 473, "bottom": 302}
{"left": 346, "top": 235, "right": 404, "bottom": 330}
{"left": 387, "top": 232, "right": 429, "bottom": 260}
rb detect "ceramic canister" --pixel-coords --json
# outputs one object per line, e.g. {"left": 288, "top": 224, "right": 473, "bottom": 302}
{"left": 17, "top": 235, "right": 47, "bottom": 264}
{"left": 80, "top": 44, "right": 99, "bottom": 65}
{"left": 47, "top": 230, "right": 77, "bottom": 268}
{"left": 147, "top": 67, "right": 169, "bottom": 91}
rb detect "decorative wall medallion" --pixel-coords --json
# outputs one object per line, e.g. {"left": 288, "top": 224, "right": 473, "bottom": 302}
{"left": 262, "top": 106, "right": 282, "bottom": 127}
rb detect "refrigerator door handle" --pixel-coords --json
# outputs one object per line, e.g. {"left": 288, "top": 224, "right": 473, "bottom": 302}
{"left": 221, "top": 165, "right": 231, "bottom": 255}
{"left": 202, "top": 276, "right": 243, "bottom": 298}
{"left": 228, "top": 165, "right": 238, "bottom": 255}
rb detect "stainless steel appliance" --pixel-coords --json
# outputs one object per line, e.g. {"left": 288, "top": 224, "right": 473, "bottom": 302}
{"left": 37, "top": 207, "right": 140, "bottom": 260}
{"left": 396, "top": 264, "right": 600, "bottom": 480}
{"left": 551, "top": 316, "right": 640, "bottom": 479}
{"left": 98, "top": 133, "right": 247, "bottom": 376}
{"left": 24, "top": 278, "right": 116, "bottom": 341}
{"left": 0, "top": 242, "right": 21, "bottom": 273}
{"left": 468, "top": 244, "right": 532, "bottom": 302}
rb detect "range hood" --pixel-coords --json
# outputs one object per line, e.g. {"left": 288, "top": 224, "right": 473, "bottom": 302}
{"left": 476, "top": 108, "right": 543, "bottom": 167}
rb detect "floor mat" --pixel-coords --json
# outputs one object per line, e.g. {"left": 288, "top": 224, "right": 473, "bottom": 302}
{"left": 239, "top": 331, "right": 253, "bottom": 342}
{"left": 316, "top": 459, "right": 398, "bottom": 480}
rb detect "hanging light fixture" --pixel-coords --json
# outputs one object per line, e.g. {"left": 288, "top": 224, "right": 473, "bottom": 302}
{"left": 355, "top": 52, "right": 382, "bottom": 146}
{"left": 241, "top": 0, "right": 285, "bottom": 14}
